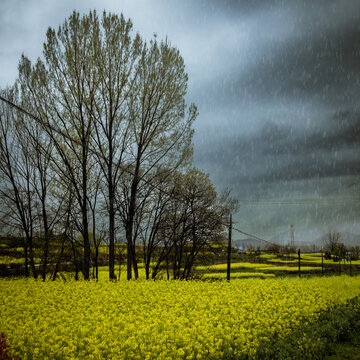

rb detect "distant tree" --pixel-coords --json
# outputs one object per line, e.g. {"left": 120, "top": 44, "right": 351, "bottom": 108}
{"left": 350, "top": 246, "right": 360, "bottom": 260}
{"left": 324, "top": 230, "right": 340, "bottom": 261}
{"left": 149, "top": 168, "right": 232, "bottom": 280}
{"left": 266, "top": 243, "right": 281, "bottom": 253}
{"left": 333, "top": 242, "right": 347, "bottom": 262}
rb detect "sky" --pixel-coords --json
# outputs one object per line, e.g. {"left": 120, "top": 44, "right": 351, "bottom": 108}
{"left": 1, "top": 0, "right": 360, "bottom": 242}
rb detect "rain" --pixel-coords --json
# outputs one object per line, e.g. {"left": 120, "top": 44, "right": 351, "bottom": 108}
{"left": 1, "top": 0, "right": 359, "bottom": 247}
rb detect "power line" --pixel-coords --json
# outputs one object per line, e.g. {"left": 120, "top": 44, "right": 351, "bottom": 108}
{"left": 238, "top": 198, "right": 359, "bottom": 206}
{"left": 2, "top": 96, "right": 352, "bottom": 247}
{"left": 0, "top": 95, "right": 183, "bottom": 201}
{"left": 1, "top": 96, "right": 274, "bottom": 244}
{"left": 232, "top": 226, "right": 275, "bottom": 245}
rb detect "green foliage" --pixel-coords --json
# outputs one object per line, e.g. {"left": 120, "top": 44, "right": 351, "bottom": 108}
{"left": 254, "top": 296, "right": 360, "bottom": 360}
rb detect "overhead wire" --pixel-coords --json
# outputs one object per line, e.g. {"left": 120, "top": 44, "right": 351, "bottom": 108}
{"left": 1, "top": 95, "right": 355, "bottom": 246}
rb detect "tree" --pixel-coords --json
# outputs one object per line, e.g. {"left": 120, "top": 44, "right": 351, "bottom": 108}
{"left": 16, "top": 10, "right": 196, "bottom": 281}
{"left": 148, "top": 168, "right": 233, "bottom": 280}
{"left": 17, "top": 12, "right": 102, "bottom": 280}
{"left": 120, "top": 37, "right": 197, "bottom": 280}
{"left": 86, "top": 12, "right": 142, "bottom": 280}
{"left": 17, "top": 95, "right": 65, "bottom": 280}
{"left": 0, "top": 88, "right": 37, "bottom": 278}
{"left": 324, "top": 230, "right": 340, "bottom": 261}
{"left": 350, "top": 246, "right": 360, "bottom": 260}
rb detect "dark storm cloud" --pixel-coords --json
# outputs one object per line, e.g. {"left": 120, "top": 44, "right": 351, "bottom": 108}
{"left": 192, "top": 0, "right": 360, "bottom": 108}
{"left": 196, "top": 110, "right": 360, "bottom": 185}
{"left": 193, "top": 0, "right": 360, "bottom": 193}
{"left": 235, "top": 24, "right": 360, "bottom": 102}
{"left": 1, "top": 0, "right": 359, "bottom": 237}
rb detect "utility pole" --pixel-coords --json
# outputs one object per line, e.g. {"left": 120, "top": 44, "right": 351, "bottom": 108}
{"left": 227, "top": 214, "right": 232, "bottom": 282}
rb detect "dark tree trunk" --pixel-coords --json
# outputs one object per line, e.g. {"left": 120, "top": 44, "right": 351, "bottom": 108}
{"left": 126, "top": 239, "right": 132, "bottom": 280}
{"left": 24, "top": 237, "right": 29, "bottom": 277}
{"left": 82, "top": 148, "right": 90, "bottom": 280}
{"left": 52, "top": 235, "right": 65, "bottom": 281}
{"left": 41, "top": 199, "right": 50, "bottom": 281}
{"left": 27, "top": 232, "right": 37, "bottom": 279}
{"left": 126, "top": 157, "right": 141, "bottom": 280}
{"left": 108, "top": 158, "right": 116, "bottom": 280}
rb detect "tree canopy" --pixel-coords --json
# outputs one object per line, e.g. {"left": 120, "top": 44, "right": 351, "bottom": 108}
{"left": 0, "top": 10, "right": 233, "bottom": 281}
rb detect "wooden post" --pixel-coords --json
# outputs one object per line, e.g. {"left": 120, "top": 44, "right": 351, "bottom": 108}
{"left": 298, "top": 248, "right": 301, "bottom": 278}
{"left": 227, "top": 214, "right": 232, "bottom": 282}
{"left": 321, "top": 248, "right": 324, "bottom": 275}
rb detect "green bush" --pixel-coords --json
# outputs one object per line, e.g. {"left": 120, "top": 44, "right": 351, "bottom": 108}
{"left": 253, "top": 296, "right": 360, "bottom": 360}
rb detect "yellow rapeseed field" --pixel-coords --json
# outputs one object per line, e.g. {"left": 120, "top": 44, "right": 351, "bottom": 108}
{"left": 1, "top": 276, "right": 360, "bottom": 359}
{"left": 202, "top": 272, "right": 276, "bottom": 279}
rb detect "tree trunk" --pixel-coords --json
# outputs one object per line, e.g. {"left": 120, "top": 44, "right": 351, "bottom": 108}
{"left": 41, "top": 199, "right": 50, "bottom": 281}
{"left": 126, "top": 238, "right": 132, "bottom": 280}
{"left": 132, "top": 251, "right": 139, "bottom": 279}
{"left": 108, "top": 160, "right": 116, "bottom": 280}
{"left": 145, "top": 262, "right": 150, "bottom": 280}
{"left": 24, "top": 237, "right": 29, "bottom": 277}
{"left": 82, "top": 156, "right": 90, "bottom": 280}
{"left": 27, "top": 232, "right": 37, "bottom": 279}
{"left": 52, "top": 236, "right": 65, "bottom": 281}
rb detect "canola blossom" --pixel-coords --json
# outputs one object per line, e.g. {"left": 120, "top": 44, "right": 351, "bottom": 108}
{"left": 197, "top": 262, "right": 321, "bottom": 272}
{"left": 0, "top": 256, "right": 41, "bottom": 265}
{"left": 202, "top": 272, "right": 275, "bottom": 279}
{"left": 2, "top": 276, "right": 360, "bottom": 359}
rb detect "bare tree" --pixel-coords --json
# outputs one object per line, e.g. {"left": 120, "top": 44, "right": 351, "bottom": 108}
{"left": 87, "top": 12, "right": 143, "bottom": 280}
{"left": 324, "top": 230, "right": 340, "bottom": 260}
{"left": 17, "top": 12, "right": 100, "bottom": 279}
{"left": 0, "top": 89, "right": 38, "bottom": 278}
{"left": 149, "top": 169, "right": 234, "bottom": 280}
{"left": 122, "top": 37, "right": 197, "bottom": 279}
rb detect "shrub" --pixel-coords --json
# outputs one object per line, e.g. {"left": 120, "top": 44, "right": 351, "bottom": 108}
{"left": 255, "top": 296, "right": 360, "bottom": 359}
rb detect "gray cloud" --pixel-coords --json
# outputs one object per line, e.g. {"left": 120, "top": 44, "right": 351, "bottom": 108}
{"left": 196, "top": 110, "right": 360, "bottom": 185}
{"left": 1, "top": 0, "right": 359, "bottom": 238}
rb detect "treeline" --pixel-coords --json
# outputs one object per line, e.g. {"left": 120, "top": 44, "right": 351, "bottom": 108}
{"left": 0, "top": 10, "right": 236, "bottom": 280}
{"left": 323, "top": 231, "right": 360, "bottom": 261}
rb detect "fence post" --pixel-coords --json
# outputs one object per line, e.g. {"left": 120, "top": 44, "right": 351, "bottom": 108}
{"left": 321, "top": 248, "right": 324, "bottom": 275}
{"left": 298, "top": 248, "right": 301, "bottom": 278}
{"left": 227, "top": 214, "right": 232, "bottom": 282}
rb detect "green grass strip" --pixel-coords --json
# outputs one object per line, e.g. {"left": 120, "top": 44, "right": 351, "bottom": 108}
{"left": 252, "top": 295, "right": 360, "bottom": 360}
